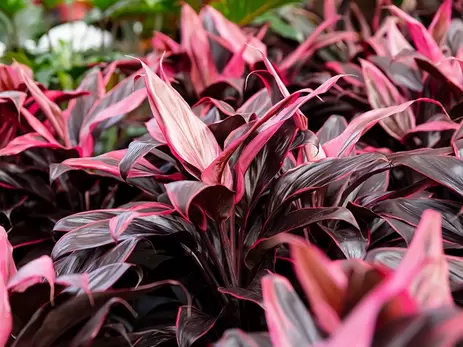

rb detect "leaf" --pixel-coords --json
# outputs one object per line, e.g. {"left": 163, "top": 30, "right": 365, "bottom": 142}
{"left": 7, "top": 256, "right": 56, "bottom": 303}
{"left": 369, "top": 56, "right": 422, "bottom": 92}
{"left": 0, "top": 276, "right": 11, "bottom": 347}
{"left": 138, "top": 58, "right": 231, "bottom": 187}
{"left": 428, "top": 0, "right": 452, "bottom": 46}
{"left": 0, "top": 133, "right": 62, "bottom": 157}
{"left": 201, "top": 6, "right": 266, "bottom": 65}
{"left": 289, "top": 237, "right": 346, "bottom": 334}
{"left": 19, "top": 68, "right": 69, "bottom": 147}
{"left": 67, "top": 69, "right": 105, "bottom": 146}
{"left": 372, "top": 198, "right": 463, "bottom": 247}
{"left": 13, "top": 280, "right": 185, "bottom": 347}
{"left": 267, "top": 207, "right": 360, "bottom": 238}
{"left": 202, "top": 76, "right": 346, "bottom": 185}
{"left": 50, "top": 149, "right": 158, "bottom": 182}
{"left": 393, "top": 155, "right": 463, "bottom": 197}
{"left": 181, "top": 3, "right": 218, "bottom": 95}
{"left": 52, "top": 212, "right": 191, "bottom": 259}
{"left": 176, "top": 306, "right": 218, "bottom": 347}
{"left": 0, "top": 226, "right": 16, "bottom": 283}
{"left": 69, "top": 297, "right": 136, "bottom": 347}
{"left": 214, "top": 329, "right": 272, "bottom": 347}
{"left": 267, "top": 153, "right": 388, "bottom": 214}
{"left": 79, "top": 75, "right": 147, "bottom": 156}
{"left": 280, "top": 15, "right": 340, "bottom": 71}
{"left": 323, "top": 99, "right": 447, "bottom": 157}
{"left": 119, "top": 137, "right": 166, "bottom": 181}
{"left": 211, "top": 0, "right": 301, "bottom": 25}
{"left": 317, "top": 115, "right": 348, "bottom": 145}
{"left": 399, "top": 209, "right": 452, "bottom": 309}
{"left": 360, "top": 59, "right": 415, "bottom": 140}
{"left": 388, "top": 5, "right": 445, "bottom": 64}
{"left": 262, "top": 274, "right": 322, "bottom": 347}
{"left": 165, "top": 181, "right": 234, "bottom": 229}
{"left": 234, "top": 120, "right": 297, "bottom": 205}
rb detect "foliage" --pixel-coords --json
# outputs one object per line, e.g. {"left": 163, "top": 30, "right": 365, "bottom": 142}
{"left": 1, "top": 0, "right": 463, "bottom": 346}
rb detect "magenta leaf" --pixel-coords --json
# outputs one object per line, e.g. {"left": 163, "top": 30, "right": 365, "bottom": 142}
{"left": 262, "top": 274, "right": 322, "bottom": 347}
{"left": 176, "top": 306, "right": 218, "bottom": 347}
{"left": 323, "top": 98, "right": 447, "bottom": 157}
{"left": 0, "top": 227, "right": 16, "bottom": 283}
{"left": 69, "top": 297, "right": 136, "bottom": 347}
{"left": 7, "top": 256, "right": 56, "bottom": 302}
{"left": 400, "top": 209, "right": 452, "bottom": 309}
{"left": 0, "top": 276, "right": 11, "bottom": 347}
{"left": 200, "top": 6, "right": 266, "bottom": 66}
{"left": 181, "top": 4, "right": 218, "bottom": 95}
{"left": 428, "top": 0, "right": 452, "bottom": 46}
{"left": 360, "top": 59, "right": 415, "bottom": 140}
{"left": 138, "top": 58, "right": 231, "bottom": 187}
{"left": 388, "top": 5, "right": 445, "bottom": 64}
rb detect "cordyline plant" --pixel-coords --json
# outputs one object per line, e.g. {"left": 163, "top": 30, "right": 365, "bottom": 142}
{"left": 216, "top": 209, "right": 463, "bottom": 346}
{"left": 0, "top": 56, "right": 156, "bottom": 265}
{"left": 1, "top": 1, "right": 463, "bottom": 347}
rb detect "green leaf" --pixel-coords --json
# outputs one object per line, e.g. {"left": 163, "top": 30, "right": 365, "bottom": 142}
{"left": 0, "top": 0, "right": 28, "bottom": 17}
{"left": 102, "top": 0, "right": 179, "bottom": 19}
{"left": 210, "top": 0, "right": 303, "bottom": 25}
{"left": 254, "top": 11, "right": 302, "bottom": 42}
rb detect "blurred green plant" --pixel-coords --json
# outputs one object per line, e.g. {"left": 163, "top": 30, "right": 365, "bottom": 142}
{"left": 210, "top": 0, "right": 302, "bottom": 25}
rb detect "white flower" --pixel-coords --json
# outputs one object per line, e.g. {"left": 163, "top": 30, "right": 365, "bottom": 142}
{"left": 0, "top": 42, "right": 6, "bottom": 57}
{"left": 25, "top": 21, "right": 112, "bottom": 54}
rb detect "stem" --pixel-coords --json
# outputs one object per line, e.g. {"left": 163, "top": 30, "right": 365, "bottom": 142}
{"left": 201, "top": 229, "right": 232, "bottom": 288}
{"left": 182, "top": 244, "right": 228, "bottom": 306}
{"left": 229, "top": 208, "right": 238, "bottom": 285}
{"left": 221, "top": 220, "right": 237, "bottom": 287}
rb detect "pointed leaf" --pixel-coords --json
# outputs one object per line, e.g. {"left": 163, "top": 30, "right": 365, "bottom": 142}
{"left": 176, "top": 306, "right": 218, "bottom": 347}
{"left": 69, "top": 297, "right": 136, "bottom": 347}
{"left": 262, "top": 274, "right": 322, "bottom": 347}
{"left": 428, "top": 0, "right": 452, "bottom": 46}
{"left": 138, "top": 59, "right": 230, "bottom": 187}
{"left": 361, "top": 59, "right": 415, "bottom": 140}
{"left": 181, "top": 4, "right": 218, "bottom": 95}
{"left": 323, "top": 99, "right": 447, "bottom": 157}
{"left": 7, "top": 256, "right": 56, "bottom": 302}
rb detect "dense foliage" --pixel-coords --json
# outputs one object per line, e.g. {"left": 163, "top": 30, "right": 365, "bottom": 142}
{"left": 2, "top": 0, "right": 463, "bottom": 346}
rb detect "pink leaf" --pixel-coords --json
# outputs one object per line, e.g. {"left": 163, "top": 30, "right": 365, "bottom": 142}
{"left": 280, "top": 16, "right": 341, "bottom": 71}
{"left": 324, "top": 0, "right": 338, "bottom": 23}
{"left": 7, "top": 256, "right": 56, "bottom": 303}
{"left": 56, "top": 273, "right": 93, "bottom": 303}
{"left": 21, "top": 107, "right": 60, "bottom": 145}
{"left": 318, "top": 210, "right": 449, "bottom": 347}
{"left": 200, "top": 6, "right": 266, "bottom": 65}
{"left": 0, "top": 91, "right": 26, "bottom": 114}
{"left": 152, "top": 31, "right": 181, "bottom": 53}
{"left": 262, "top": 275, "right": 321, "bottom": 347}
{"left": 323, "top": 98, "right": 448, "bottom": 157}
{"left": 78, "top": 75, "right": 147, "bottom": 156}
{"left": 181, "top": 4, "right": 218, "bottom": 95}
{"left": 290, "top": 238, "right": 346, "bottom": 334}
{"left": 202, "top": 77, "right": 345, "bottom": 184}
{"left": 360, "top": 59, "right": 415, "bottom": 139}
{"left": 109, "top": 211, "right": 143, "bottom": 242}
{"left": 138, "top": 59, "right": 231, "bottom": 187}
{"left": 0, "top": 133, "right": 63, "bottom": 157}
{"left": 0, "top": 227, "right": 16, "bottom": 283}
{"left": 428, "top": 0, "right": 452, "bottom": 46}
{"left": 400, "top": 209, "right": 452, "bottom": 309}
{"left": 0, "top": 276, "right": 11, "bottom": 347}
{"left": 385, "top": 18, "right": 414, "bottom": 58}
{"left": 19, "top": 68, "right": 70, "bottom": 147}
{"left": 388, "top": 5, "right": 445, "bottom": 64}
